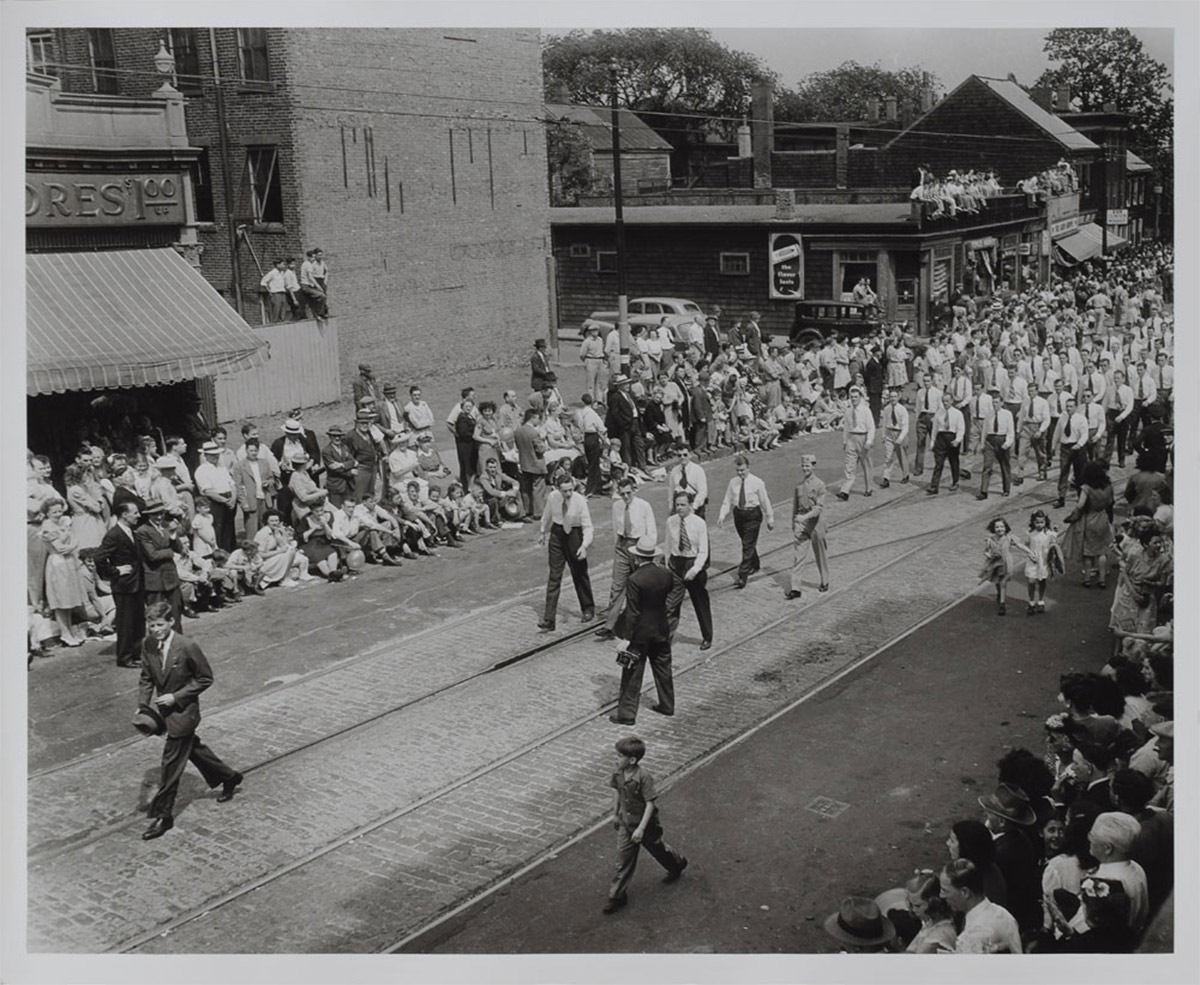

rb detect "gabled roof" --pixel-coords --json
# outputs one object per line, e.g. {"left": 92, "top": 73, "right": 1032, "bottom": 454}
{"left": 972, "top": 77, "right": 1098, "bottom": 151}
{"left": 545, "top": 103, "right": 673, "bottom": 153}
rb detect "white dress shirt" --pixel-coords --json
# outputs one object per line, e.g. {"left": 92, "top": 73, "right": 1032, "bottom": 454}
{"left": 1113, "top": 383, "right": 1135, "bottom": 423}
{"left": 611, "top": 496, "right": 656, "bottom": 543}
{"left": 665, "top": 512, "right": 709, "bottom": 578}
{"left": 881, "top": 402, "right": 909, "bottom": 444}
{"left": 540, "top": 489, "right": 594, "bottom": 549}
{"left": 842, "top": 402, "right": 875, "bottom": 445}
{"left": 718, "top": 473, "right": 774, "bottom": 524}
{"left": 933, "top": 406, "right": 965, "bottom": 445}
{"left": 955, "top": 899, "right": 1023, "bottom": 953}
{"left": 984, "top": 406, "right": 1016, "bottom": 451}
{"left": 667, "top": 461, "right": 708, "bottom": 511}
{"left": 1024, "top": 394, "right": 1051, "bottom": 435}
{"left": 916, "top": 385, "right": 943, "bottom": 414}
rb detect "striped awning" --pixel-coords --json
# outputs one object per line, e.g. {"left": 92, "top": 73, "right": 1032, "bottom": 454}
{"left": 27, "top": 248, "right": 270, "bottom": 396}
{"left": 1053, "top": 223, "right": 1127, "bottom": 266}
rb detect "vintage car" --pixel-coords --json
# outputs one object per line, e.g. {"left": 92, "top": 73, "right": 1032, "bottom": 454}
{"left": 573, "top": 297, "right": 706, "bottom": 342}
{"left": 789, "top": 299, "right": 881, "bottom": 346}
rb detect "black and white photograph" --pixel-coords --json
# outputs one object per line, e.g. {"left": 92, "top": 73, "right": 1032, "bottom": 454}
{"left": 3, "top": 2, "right": 1195, "bottom": 983}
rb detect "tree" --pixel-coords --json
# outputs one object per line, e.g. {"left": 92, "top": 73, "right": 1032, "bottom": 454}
{"left": 545, "top": 120, "right": 606, "bottom": 207}
{"left": 775, "top": 61, "right": 937, "bottom": 123}
{"left": 542, "top": 28, "right": 775, "bottom": 166}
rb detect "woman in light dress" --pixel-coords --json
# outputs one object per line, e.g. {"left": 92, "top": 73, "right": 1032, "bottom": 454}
{"left": 40, "top": 497, "right": 89, "bottom": 646}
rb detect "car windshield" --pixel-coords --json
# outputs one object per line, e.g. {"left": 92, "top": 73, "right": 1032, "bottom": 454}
{"left": 681, "top": 303, "right": 702, "bottom": 313}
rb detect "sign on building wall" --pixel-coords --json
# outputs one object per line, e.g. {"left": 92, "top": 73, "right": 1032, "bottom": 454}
{"left": 1107, "top": 208, "right": 1129, "bottom": 225}
{"left": 25, "top": 172, "right": 186, "bottom": 227}
{"left": 768, "top": 232, "right": 803, "bottom": 300}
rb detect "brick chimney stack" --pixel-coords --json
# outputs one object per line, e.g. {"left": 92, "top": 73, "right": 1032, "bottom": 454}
{"left": 866, "top": 97, "right": 880, "bottom": 122}
{"left": 1054, "top": 84, "right": 1072, "bottom": 111}
{"left": 751, "top": 78, "right": 774, "bottom": 189}
{"left": 885, "top": 95, "right": 898, "bottom": 122}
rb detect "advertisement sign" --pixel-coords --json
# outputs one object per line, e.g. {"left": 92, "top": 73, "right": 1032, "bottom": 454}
{"left": 1107, "top": 208, "right": 1129, "bottom": 225}
{"left": 26, "top": 172, "right": 187, "bottom": 227}
{"left": 768, "top": 232, "right": 803, "bottom": 300}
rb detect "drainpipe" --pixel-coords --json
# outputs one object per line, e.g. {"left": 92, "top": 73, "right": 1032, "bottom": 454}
{"left": 209, "top": 29, "right": 244, "bottom": 315}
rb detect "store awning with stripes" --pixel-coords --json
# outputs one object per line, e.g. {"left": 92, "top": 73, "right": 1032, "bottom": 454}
{"left": 1053, "top": 223, "right": 1128, "bottom": 266}
{"left": 27, "top": 248, "right": 270, "bottom": 396}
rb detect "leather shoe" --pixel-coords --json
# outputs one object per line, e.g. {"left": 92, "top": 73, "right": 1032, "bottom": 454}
{"left": 663, "top": 857, "right": 689, "bottom": 884}
{"left": 900, "top": 475, "right": 910, "bottom": 484}
{"left": 784, "top": 589, "right": 802, "bottom": 600}
{"left": 595, "top": 628, "right": 615, "bottom": 640}
{"left": 818, "top": 583, "right": 829, "bottom": 592}
{"left": 835, "top": 491, "right": 849, "bottom": 501}
{"left": 864, "top": 489, "right": 873, "bottom": 497}
{"left": 926, "top": 487, "right": 939, "bottom": 495}
{"left": 879, "top": 478, "right": 890, "bottom": 488}
{"left": 581, "top": 609, "right": 595, "bottom": 622}
{"left": 537, "top": 620, "right": 556, "bottom": 631}
{"left": 699, "top": 640, "right": 712, "bottom": 651}
{"left": 976, "top": 492, "right": 988, "bottom": 500}
{"left": 142, "top": 817, "right": 174, "bottom": 840}
{"left": 650, "top": 704, "right": 674, "bottom": 716}
{"left": 609, "top": 715, "right": 635, "bottom": 725}
{"left": 216, "top": 771, "right": 243, "bottom": 803}
{"left": 116, "top": 659, "right": 140, "bottom": 668}
{"left": 602, "top": 896, "right": 627, "bottom": 914}
{"left": 734, "top": 579, "right": 747, "bottom": 589}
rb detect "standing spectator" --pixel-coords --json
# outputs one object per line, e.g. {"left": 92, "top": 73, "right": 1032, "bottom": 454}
{"left": 351, "top": 363, "right": 381, "bottom": 409}
{"left": 378, "top": 384, "right": 405, "bottom": 443}
{"left": 878, "top": 388, "right": 910, "bottom": 488}
{"left": 1061, "top": 462, "right": 1114, "bottom": 588}
{"left": 299, "top": 249, "right": 328, "bottom": 322}
{"left": 193, "top": 441, "right": 237, "bottom": 553}
{"left": 580, "top": 324, "right": 607, "bottom": 401}
{"left": 664, "top": 490, "right": 712, "bottom": 651}
{"left": 577, "top": 393, "right": 606, "bottom": 497}
{"left": 604, "top": 324, "right": 623, "bottom": 379}
{"left": 474, "top": 402, "right": 503, "bottom": 475}
{"left": 530, "top": 338, "right": 554, "bottom": 392}
{"left": 597, "top": 476, "right": 658, "bottom": 641}
{"left": 605, "top": 374, "right": 643, "bottom": 469}
{"left": 862, "top": 345, "right": 885, "bottom": 423}
{"left": 743, "top": 311, "right": 763, "bottom": 356}
{"left": 95, "top": 500, "right": 144, "bottom": 667}
{"left": 496, "top": 389, "right": 523, "bottom": 436}
{"left": 979, "top": 783, "right": 1043, "bottom": 932}
{"left": 536, "top": 472, "right": 595, "bottom": 631}
{"left": 701, "top": 316, "right": 721, "bottom": 364}
{"left": 344, "top": 409, "right": 380, "bottom": 501}
{"left": 231, "top": 438, "right": 275, "bottom": 539}
{"left": 787, "top": 453, "right": 829, "bottom": 599}
{"left": 320, "top": 425, "right": 355, "bottom": 507}
{"left": 136, "top": 503, "right": 183, "bottom": 632}
{"left": 282, "top": 256, "right": 302, "bottom": 319}
{"left": 403, "top": 385, "right": 435, "bottom": 439}
{"left": 717, "top": 454, "right": 774, "bottom": 589}
{"left": 65, "top": 462, "right": 109, "bottom": 549}
{"left": 259, "top": 258, "right": 290, "bottom": 323}
{"left": 837, "top": 386, "right": 875, "bottom": 500}
{"left": 514, "top": 408, "right": 547, "bottom": 520}
{"left": 39, "top": 498, "right": 89, "bottom": 647}
{"left": 689, "top": 371, "right": 713, "bottom": 452}
{"left": 453, "top": 396, "right": 479, "bottom": 487}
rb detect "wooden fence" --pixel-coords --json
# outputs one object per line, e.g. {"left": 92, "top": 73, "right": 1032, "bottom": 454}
{"left": 214, "top": 317, "right": 340, "bottom": 422}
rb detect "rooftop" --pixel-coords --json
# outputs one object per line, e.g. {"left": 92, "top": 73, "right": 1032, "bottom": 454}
{"left": 971, "top": 76, "right": 1098, "bottom": 152}
{"left": 545, "top": 103, "right": 673, "bottom": 153}
{"left": 550, "top": 203, "right": 915, "bottom": 226}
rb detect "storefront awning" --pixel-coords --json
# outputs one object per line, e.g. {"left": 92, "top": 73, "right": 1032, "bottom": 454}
{"left": 27, "top": 248, "right": 270, "bottom": 396}
{"left": 1053, "top": 223, "right": 1128, "bottom": 265}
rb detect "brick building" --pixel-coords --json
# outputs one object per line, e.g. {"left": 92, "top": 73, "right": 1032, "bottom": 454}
{"left": 546, "top": 98, "right": 672, "bottom": 196}
{"left": 37, "top": 27, "right": 551, "bottom": 389}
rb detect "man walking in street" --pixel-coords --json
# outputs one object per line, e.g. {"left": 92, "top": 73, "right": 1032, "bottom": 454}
{"left": 664, "top": 490, "right": 712, "bottom": 651}
{"left": 717, "top": 454, "right": 774, "bottom": 589}
{"left": 666, "top": 446, "right": 708, "bottom": 519}
{"left": 537, "top": 473, "right": 595, "bottom": 631}
{"left": 976, "top": 383, "right": 1015, "bottom": 500}
{"left": 926, "top": 391, "right": 965, "bottom": 495}
{"left": 1014, "top": 381, "right": 1052, "bottom": 485}
{"left": 1053, "top": 396, "right": 1089, "bottom": 508}
{"left": 863, "top": 346, "right": 885, "bottom": 423}
{"left": 878, "top": 388, "right": 910, "bottom": 488}
{"left": 95, "top": 499, "right": 145, "bottom": 668}
{"left": 786, "top": 453, "right": 829, "bottom": 599}
{"left": 837, "top": 386, "right": 875, "bottom": 500}
{"left": 609, "top": 537, "right": 683, "bottom": 725}
{"left": 514, "top": 408, "right": 548, "bottom": 520}
{"left": 597, "top": 476, "right": 657, "bottom": 640}
{"left": 912, "top": 371, "right": 942, "bottom": 476}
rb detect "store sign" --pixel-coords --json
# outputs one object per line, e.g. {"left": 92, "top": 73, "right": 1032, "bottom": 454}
{"left": 1107, "top": 208, "right": 1129, "bottom": 225}
{"left": 25, "top": 172, "right": 186, "bottom": 227}
{"left": 1050, "top": 215, "right": 1080, "bottom": 239}
{"left": 768, "top": 232, "right": 803, "bottom": 300}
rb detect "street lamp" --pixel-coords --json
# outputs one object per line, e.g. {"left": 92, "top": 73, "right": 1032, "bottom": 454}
{"left": 609, "top": 59, "right": 631, "bottom": 374}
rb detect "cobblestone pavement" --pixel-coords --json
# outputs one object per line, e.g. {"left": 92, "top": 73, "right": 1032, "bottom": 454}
{"left": 26, "top": 442, "right": 1074, "bottom": 950}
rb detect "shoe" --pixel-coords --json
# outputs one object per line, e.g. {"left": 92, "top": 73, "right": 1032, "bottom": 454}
{"left": 663, "top": 857, "right": 689, "bottom": 884}
{"left": 182, "top": 606, "right": 200, "bottom": 619}
{"left": 216, "top": 771, "right": 244, "bottom": 803}
{"left": 116, "top": 659, "right": 140, "bottom": 669}
{"left": 1014, "top": 477, "right": 1025, "bottom": 486}
{"left": 835, "top": 492, "right": 849, "bottom": 501}
{"left": 913, "top": 469, "right": 924, "bottom": 476}
{"left": 950, "top": 484, "right": 959, "bottom": 492}
{"left": 998, "top": 604, "right": 1007, "bottom": 616}
{"left": 1037, "top": 601, "right": 1046, "bottom": 612}
{"left": 142, "top": 817, "right": 174, "bottom": 840}
{"left": 537, "top": 620, "right": 556, "bottom": 631}
{"left": 976, "top": 492, "right": 988, "bottom": 501}
{"left": 879, "top": 478, "right": 890, "bottom": 489}
{"left": 596, "top": 628, "right": 615, "bottom": 641}
{"left": 581, "top": 609, "right": 595, "bottom": 622}
{"left": 1054, "top": 498, "right": 1065, "bottom": 509}
{"left": 864, "top": 489, "right": 873, "bottom": 497}
{"left": 1027, "top": 604, "right": 1036, "bottom": 616}
{"left": 699, "top": 640, "right": 712, "bottom": 651}
{"left": 1000, "top": 490, "right": 1010, "bottom": 497}
{"left": 926, "top": 487, "right": 939, "bottom": 495}
{"left": 608, "top": 715, "right": 635, "bottom": 726}
{"left": 734, "top": 579, "right": 747, "bottom": 589}
{"left": 960, "top": 469, "right": 972, "bottom": 479}
{"left": 784, "top": 589, "right": 802, "bottom": 600}
{"left": 327, "top": 570, "right": 345, "bottom": 583}
{"left": 650, "top": 704, "right": 674, "bottom": 716}
{"left": 280, "top": 578, "right": 300, "bottom": 588}
{"left": 818, "top": 583, "right": 829, "bottom": 592}
{"left": 900, "top": 475, "right": 910, "bottom": 484}
{"left": 602, "top": 896, "right": 627, "bottom": 914}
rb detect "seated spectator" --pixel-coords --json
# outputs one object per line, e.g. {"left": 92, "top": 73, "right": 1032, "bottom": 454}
{"left": 288, "top": 450, "right": 328, "bottom": 529}
{"left": 901, "top": 869, "right": 957, "bottom": 953}
{"left": 476, "top": 457, "right": 522, "bottom": 525}
{"left": 939, "top": 859, "right": 1023, "bottom": 952}
{"left": 448, "top": 480, "right": 492, "bottom": 532}
{"left": 252, "top": 509, "right": 303, "bottom": 588}
{"left": 1045, "top": 877, "right": 1137, "bottom": 953}
{"left": 946, "top": 819, "right": 1008, "bottom": 910}
{"left": 1040, "top": 812, "right": 1098, "bottom": 939}
{"left": 295, "top": 505, "right": 347, "bottom": 582}
{"left": 995, "top": 749, "right": 1056, "bottom": 837}
{"left": 1070, "top": 812, "right": 1148, "bottom": 934}
{"left": 350, "top": 493, "right": 405, "bottom": 565}
{"left": 416, "top": 432, "right": 453, "bottom": 482}
{"left": 76, "top": 547, "right": 116, "bottom": 640}
{"left": 225, "top": 540, "right": 266, "bottom": 595}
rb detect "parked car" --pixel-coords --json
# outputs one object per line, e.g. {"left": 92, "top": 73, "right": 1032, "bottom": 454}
{"left": 563, "top": 297, "right": 705, "bottom": 344}
{"left": 789, "top": 299, "right": 881, "bottom": 346}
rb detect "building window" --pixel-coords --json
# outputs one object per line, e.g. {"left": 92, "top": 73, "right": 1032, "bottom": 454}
{"left": 719, "top": 252, "right": 750, "bottom": 276}
{"left": 168, "top": 29, "right": 202, "bottom": 92}
{"left": 596, "top": 251, "right": 617, "bottom": 274}
{"left": 237, "top": 28, "right": 270, "bottom": 83}
{"left": 192, "top": 148, "right": 215, "bottom": 223}
{"left": 26, "top": 30, "right": 56, "bottom": 77}
{"left": 569, "top": 244, "right": 591, "bottom": 258}
{"left": 837, "top": 251, "right": 877, "bottom": 299}
{"left": 238, "top": 146, "right": 283, "bottom": 223}
{"left": 88, "top": 29, "right": 118, "bottom": 94}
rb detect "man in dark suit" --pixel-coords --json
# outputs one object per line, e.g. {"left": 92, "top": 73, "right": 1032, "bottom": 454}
{"left": 137, "top": 503, "right": 183, "bottom": 632}
{"left": 979, "top": 782, "right": 1042, "bottom": 932}
{"left": 514, "top": 408, "right": 548, "bottom": 518}
{"left": 605, "top": 374, "right": 644, "bottom": 469}
{"left": 609, "top": 539, "right": 686, "bottom": 725}
{"left": 702, "top": 316, "right": 722, "bottom": 365}
{"left": 138, "top": 601, "right": 242, "bottom": 839}
{"left": 863, "top": 346, "right": 885, "bottom": 424}
{"left": 95, "top": 500, "right": 145, "bottom": 668}
{"left": 530, "top": 338, "right": 554, "bottom": 392}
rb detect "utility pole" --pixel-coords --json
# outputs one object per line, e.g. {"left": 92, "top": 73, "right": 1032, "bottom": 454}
{"left": 609, "top": 60, "right": 630, "bottom": 374}
{"left": 1099, "top": 142, "right": 1109, "bottom": 260}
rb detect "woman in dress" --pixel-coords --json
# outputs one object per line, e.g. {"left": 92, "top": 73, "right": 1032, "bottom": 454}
{"left": 472, "top": 400, "right": 501, "bottom": 475}
{"left": 659, "top": 371, "right": 687, "bottom": 442}
{"left": 947, "top": 819, "right": 1008, "bottom": 910}
{"left": 1109, "top": 516, "right": 1172, "bottom": 657}
{"left": 252, "top": 509, "right": 303, "bottom": 587}
{"left": 40, "top": 497, "right": 88, "bottom": 646}
{"left": 1021, "top": 508, "right": 1060, "bottom": 615}
{"left": 886, "top": 337, "right": 910, "bottom": 388}
{"left": 1060, "top": 462, "right": 1115, "bottom": 588}
{"left": 65, "top": 463, "right": 109, "bottom": 550}
{"left": 832, "top": 334, "right": 852, "bottom": 395}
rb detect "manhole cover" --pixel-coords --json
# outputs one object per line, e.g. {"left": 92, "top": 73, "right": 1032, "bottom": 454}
{"left": 805, "top": 796, "right": 850, "bottom": 818}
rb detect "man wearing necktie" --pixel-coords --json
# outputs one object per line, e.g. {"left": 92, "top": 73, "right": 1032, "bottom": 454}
{"left": 837, "top": 386, "right": 875, "bottom": 500}
{"left": 950, "top": 365, "right": 974, "bottom": 479}
{"left": 665, "top": 491, "right": 712, "bottom": 650}
{"left": 786, "top": 454, "right": 829, "bottom": 599}
{"left": 912, "top": 372, "right": 942, "bottom": 476}
{"left": 597, "top": 477, "right": 657, "bottom": 640}
{"left": 1014, "top": 381, "right": 1052, "bottom": 484}
{"left": 976, "top": 383, "right": 1015, "bottom": 500}
{"left": 926, "top": 391, "right": 965, "bottom": 495}
{"left": 666, "top": 447, "right": 708, "bottom": 519}
{"left": 879, "top": 388, "right": 911, "bottom": 488}
{"left": 1053, "top": 396, "right": 1089, "bottom": 508}
{"left": 1103, "top": 368, "right": 1136, "bottom": 468}
{"left": 537, "top": 472, "right": 595, "bottom": 631}
{"left": 717, "top": 455, "right": 774, "bottom": 589}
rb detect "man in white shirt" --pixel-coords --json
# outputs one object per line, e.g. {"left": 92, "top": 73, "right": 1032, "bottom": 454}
{"left": 259, "top": 258, "right": 290, "bottom": 323}
{"left": 666, "top": 447, "right": 708, "bottom": 518}
{"left": 1014, "top": 381, "right": 1052, "bottom": 484}
{"left": 597, "top": 476, "right": 657, "bottom": 639}
{"left": 1131, "top": 359, "right": 1156, "bottom": 441}
{"left": 837, "top": 386, "right": 876, "bottom": 500}
{"left": 1082, "top": 388, "right": 1107, "bottom": 462}
{"left": 948, "top": 364, "right": 974, "bottom": 470}
{"left": 939, "top": 859, "right": 1022, "bottom": 953}
{"left": 282, "top": 257, "right": 302, "bottom": 319}
{"left": 717, "top": 455, "right": 774, "bottom": 589}
{"left": 579, "top": 324, "right": 608, "bottom": 401}
{"left": 664, "top": 489, "right": 712, "bottom": 650}
{"left": 1070, "top": 812, "right": 1149, "bottom": 934}
{"left": 537, "top": 473, "right": 595, "bottom": 631}
{"left": 878, "top": 388, "right": 910, "bottom": 488}
{"left": 912, "top": 372, "right": 942, "bottom": 476}
{"left": 926, "top": 391, "right": 964, "bottom": 495}
{"left": 1054, "top": 396, "right": 1089, "bottom": 508}
{"left": 194, "top": 441, "right": 238, "bottom": 552}
{"left": 1104, "top": 368, "right": 1136, "bottom": 468}
{"left": 787, "top": 453, "right": 829, "bottom": 600}
{"left": 576, "top": 392, "right": 607, "bottom": 497}
{"left": 976, "top": 383, "right": 1015, "bottom": 499}
{"left": 604, "top": 325, "right": 623, "bottom": 378}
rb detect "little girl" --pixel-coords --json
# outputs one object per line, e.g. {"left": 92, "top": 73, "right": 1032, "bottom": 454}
{"left": 1022, "top": 509, "right": 1060, "bottom": 615}
{"left": 980, "top": 517, "right": 1021, "bottom": 616}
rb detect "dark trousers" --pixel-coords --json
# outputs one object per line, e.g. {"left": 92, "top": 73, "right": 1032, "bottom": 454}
{"left": 543, "top": 523, "right": 594, "bottom": 623}
{"left": 959, "top": 411, "right": 973, "bottom": 455}
{"left": 929, "top": 432, "right": 960, "bottom": 490}
{"left": 519, "top": 471, "right": 545, "bottom": 518}
{"left": 112, "top": 591, "right": 145, "bottom": 665}
{"left": 301, "top": 286, "right": 327, "bottom": 319}
{"left": 208, "top": 498, "right": 236, "bottom": 553}
{"left": 583, "top": 432, "right": 603, "bottom": 495}
{"left": 1104, "top": 411, "right": 1131, "bottom": 465}
{"left": 609, "top": 818, "right": 685, "bottom": 901}
{"left": 980, "top": 435, "right": 1012, "bottom": 495}
{"left": 914, "top": 413, "right": 935, "bottom": 473}
{"left": 353, "top": 464, "right": 377, "bottom": 501}
{"left": 148, "top": 731, "right": 238, "bottom": 820}
{"left": 667, "top": 556, "right": 712, "bottom": 644}
{"left": 145, "top": 586, "right": 183, "bottom": 633}
{"left": 1058, "top": 445, "right": 1085, "bottom": 500}
{"left": 618, "top": 427, "right": 646, "bottom": 469}
{"left": 732, "top": 505, "right": 763, "bottom": 582}
{"left": 616, "top": 639, "right": 674, "bottom": 721}
{"left": 868, "top": 390, "right": 883, "bottom": 424}
{"left": 455, "top": 439, "right": 477, "bottom": 488}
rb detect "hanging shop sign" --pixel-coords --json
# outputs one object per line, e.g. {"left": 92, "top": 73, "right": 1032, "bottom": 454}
{"left": 25, "top": 172, "right": 186, "bottom": 227}
{"left": 768, "top": 232, "right": 803, "bottom": 300}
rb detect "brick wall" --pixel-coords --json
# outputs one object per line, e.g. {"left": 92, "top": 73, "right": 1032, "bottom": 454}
{"left": 771, "top": 150, "right": 836, "bottom": 187}
{"left": 592, "top": 151, "right": 671, "bottom": 194}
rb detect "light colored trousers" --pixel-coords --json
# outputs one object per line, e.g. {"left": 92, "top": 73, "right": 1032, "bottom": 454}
{"left": 841, "top": 434, "right": 874, "bottom": 494}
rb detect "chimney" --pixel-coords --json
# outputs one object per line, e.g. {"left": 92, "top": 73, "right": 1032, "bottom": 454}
{"left": 900, "top": 98, "right": 916, "bottom": 126}
{"left": 1054, "top": 83, "right": 1071, "bottom": 111}
{"left": 737, "top": 121, "right": 752, "bottom": 158}
{"left": 751, "top": 78, "right": 774, "bottom": 189}
{"left": 920, "top": 87, "right": 934, "bottom": 113}
{"left": 774, "top": 188, "right": 795, "bottom": 219}
{"left": 866, "top": 97, "right": 880, "bottom": 122}
{"left": 884, "top": 95, "right": 898, "bottom": 122}
{"left": 548, "top": 81, "right": 571, "bottom": 104}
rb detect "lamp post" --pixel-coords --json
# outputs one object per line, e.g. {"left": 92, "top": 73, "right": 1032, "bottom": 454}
{"left": 609, "top": 59, "right": 630, "bottom": 374}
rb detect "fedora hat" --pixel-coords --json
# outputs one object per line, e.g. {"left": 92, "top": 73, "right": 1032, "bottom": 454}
{"left": 326, "top": 424, "right": 345, "bottom": 437}
{"left": 978, "top": 782, "right": 1037, "bottom": 826}
{"left": 200, "top": 440, "right": 220, "bottom": 455}
{"left": 823, "top": 896, "right": 896, "bottom": 948}
{"left": 629, "top": 535, "right": 659, "bottom": 558}
{"left": 153, "top": 456, "right": 177, "bottom": 470}
{"left": 611, "top": 373, "right": 631, "bottom": 386}
{"left": 282, "top": 418, "right": 303, "bottom": 435}
{"left": 132, "top": 704, "right": 165, "bottom": 737}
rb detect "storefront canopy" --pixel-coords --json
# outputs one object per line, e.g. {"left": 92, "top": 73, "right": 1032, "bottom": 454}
{"left": 27, "top": 248, "right": 270, "bottom": 396}
{"left": 1053, "top": 223, "right": 1128, "bottom": 266}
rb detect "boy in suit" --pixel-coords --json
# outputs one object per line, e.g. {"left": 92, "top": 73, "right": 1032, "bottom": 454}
{"left": 136, "top": 503, "right": 183, "bottom": 632}
{"left": 138, "top": 601, "right": 242, "bottom": 839}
